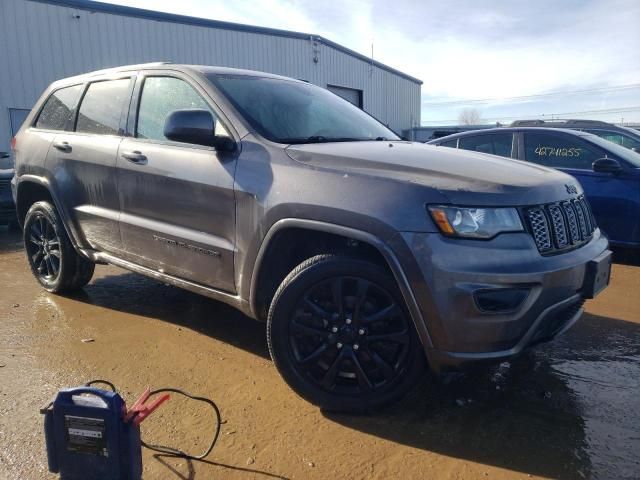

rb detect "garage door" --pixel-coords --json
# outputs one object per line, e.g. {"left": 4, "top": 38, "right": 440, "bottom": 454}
{"left": 327, "top": 85, "right": 363, "bottom": 108}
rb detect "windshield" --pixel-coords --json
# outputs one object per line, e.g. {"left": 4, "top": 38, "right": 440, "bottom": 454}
{"left": 209, "top": 75, "right": 399, "bottom": 144}
{"left": 582, "top": 133, "right": 640, "bottom": 167}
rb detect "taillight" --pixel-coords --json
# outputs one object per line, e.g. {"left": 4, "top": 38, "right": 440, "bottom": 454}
{"left": 10, "top": 136, "right": 16, "bottom": 151}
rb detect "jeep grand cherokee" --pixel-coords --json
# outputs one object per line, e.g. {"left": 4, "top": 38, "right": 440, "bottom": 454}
{"left": 12, "top": 64, "right": 612, "bottom": 412}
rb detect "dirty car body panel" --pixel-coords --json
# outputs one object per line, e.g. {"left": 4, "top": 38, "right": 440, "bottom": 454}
{"left": 13, "top": 64, "right": 611, "bottom": 380}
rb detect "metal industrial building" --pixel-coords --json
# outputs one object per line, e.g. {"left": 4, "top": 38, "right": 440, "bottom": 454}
{"left": 0, "top": 0, "right": 422, "bottom": 152}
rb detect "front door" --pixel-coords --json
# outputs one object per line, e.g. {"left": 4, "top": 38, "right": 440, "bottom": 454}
{"left": 117, "top": 74, "right": 237, "bottom": 292}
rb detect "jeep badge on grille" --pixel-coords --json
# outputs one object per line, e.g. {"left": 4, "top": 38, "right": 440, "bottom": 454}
{"left": 565, "top": 184, "right": 578, "bottom": 195}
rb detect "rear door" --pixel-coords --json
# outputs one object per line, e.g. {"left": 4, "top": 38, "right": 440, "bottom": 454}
{"left": 457, "top": 132, "right": 516, "bottom": 158}
{"left": 520, "top": 130, "right": 637, "bottom": 244}
{"left": 48, "top": 76, "right": 134, "bottom": 254}
{"left": 16, "top": 84, "right": 84, "bottom": 193}
{"left": 116, "top": 72, "right": 237, "bottom": 292}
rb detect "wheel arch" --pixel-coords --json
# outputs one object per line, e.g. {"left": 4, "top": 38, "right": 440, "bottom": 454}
{"left": 15, "top": 175, "right": 82, "bottom": 251}
{"left": 248, "top": 218, "right": 433, "bottom": 349}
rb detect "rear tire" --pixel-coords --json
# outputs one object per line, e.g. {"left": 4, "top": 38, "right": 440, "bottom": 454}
{"left": 267, "top": 254, "right": 425, "bottom": 413}
{"left": 23, "top": 201, "right": 94, "bottom": 293}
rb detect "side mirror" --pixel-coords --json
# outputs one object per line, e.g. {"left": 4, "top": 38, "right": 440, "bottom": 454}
{"left": 592, "top": 157, "right": 622, "bottom": 174}
{"left": 164, "top": 109, "right": 236, "bottom": 152}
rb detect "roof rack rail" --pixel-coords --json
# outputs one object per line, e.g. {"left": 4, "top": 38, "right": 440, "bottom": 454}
{"left": 85, "top": 62, "right": 173, "bottom": 77}
{"left": 510, "top": 119, "right": 614, "bottom": 127}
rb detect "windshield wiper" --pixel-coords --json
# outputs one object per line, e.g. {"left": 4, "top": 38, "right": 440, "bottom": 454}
{"left": 282, "top": 136, "right": 367, "bottom": 144}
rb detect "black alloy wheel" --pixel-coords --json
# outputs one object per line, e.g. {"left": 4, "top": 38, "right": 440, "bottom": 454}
{"left": 23, "top": 201, "right": 94, "bottom": 293}
{"left": 26, "top": 212, "right": 61, "bottom": 282}
{"left": 289, "top": 276, "right": 411, "bottom": 393}
{"left": 268, "top": 255, "right": 425, "bottom": 412}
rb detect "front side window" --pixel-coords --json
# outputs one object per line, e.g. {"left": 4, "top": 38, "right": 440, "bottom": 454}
{"left": 76, "top": 79, "right": 131, "bottom": 135}
{"left": 458, "top": 133, "right": 513, "bottom": 158}
{"left": 209, "top": 75, "right": 398, "bottom": 144}
{"left": 585, "top": 130, "right": 640, "bottom": 151}
{"left": 35, "top": 85, "right": 83, "bottom": 131}
{"left": 523, "top": 132, "right": 603, "bottom": 170}
{"left": 137, "top": 77, "right": 221, "bottom": 142}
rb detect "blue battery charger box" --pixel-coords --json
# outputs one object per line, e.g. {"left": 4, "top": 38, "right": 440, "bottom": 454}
{"left": 42, "top": 387, "right": 142, "bottom": 480}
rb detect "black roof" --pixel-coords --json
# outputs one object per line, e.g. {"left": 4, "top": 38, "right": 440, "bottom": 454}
{"left": 49, "top": 63, "right": 312, "bottom": 89}
{"left": 33, "top": 0, "right": 422, "bottom": 85}
{"left": 509, "top": 120, "right": 640, "bottom": 139}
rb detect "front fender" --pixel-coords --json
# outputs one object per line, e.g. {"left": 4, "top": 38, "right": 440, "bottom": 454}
{"left": 246, "top": 217, "right": 434, "bottom": 349}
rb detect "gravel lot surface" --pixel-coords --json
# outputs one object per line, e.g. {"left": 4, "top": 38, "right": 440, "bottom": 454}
{"left": 1, "top": 227, "right": 638, "bottom": 479}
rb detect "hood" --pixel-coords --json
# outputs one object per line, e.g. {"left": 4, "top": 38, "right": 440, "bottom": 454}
{"left": 286, "top": 141, "right": 582, "bottom": 206}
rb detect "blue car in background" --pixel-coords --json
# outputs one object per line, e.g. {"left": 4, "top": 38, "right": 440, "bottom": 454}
{"left": 428, "top": 127, "right": 640, "bottom": 248}
{"left": 0, "top": 151, "right": 18, "bottom": 229}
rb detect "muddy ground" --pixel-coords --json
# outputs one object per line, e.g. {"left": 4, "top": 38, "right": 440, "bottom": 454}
{"left": 0, "top": 226, "right": 638, "bottom": 480}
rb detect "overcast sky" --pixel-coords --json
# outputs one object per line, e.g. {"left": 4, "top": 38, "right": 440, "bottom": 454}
{"left": 104, "top": 0, "right": 640, "bottom": 125}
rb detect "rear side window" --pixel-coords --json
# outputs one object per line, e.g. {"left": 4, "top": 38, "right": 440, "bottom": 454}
{"left": 523, "top": 132, "right": 602, "bottom": 170}
{"left": 35, "top": 85, "right": 83, "bottom": 131}
{"left": 76, "top": 79, "right": 131, "bottom": 135}
{"left": 458, "top": 133, "right": 513, "bottom": 158}
{"left": 136, "top": 76, "right": 217, "bottom": 142}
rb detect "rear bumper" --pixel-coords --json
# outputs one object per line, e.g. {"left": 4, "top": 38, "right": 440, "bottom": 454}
{"left": 0, "top": 172, "right": 16, "bottom": 224}
{"left": 0, "top": 208, "right": 16, "bottom": 223}
{"left": 393, "top": 229, "right": 610, "bottom": 373}
{"left": 0, "top": 195, "right": 16, "bottom": 225}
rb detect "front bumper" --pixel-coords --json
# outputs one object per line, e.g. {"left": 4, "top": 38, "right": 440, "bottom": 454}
{"left": 394, "top": 229, "right": 610, "bottom": 373}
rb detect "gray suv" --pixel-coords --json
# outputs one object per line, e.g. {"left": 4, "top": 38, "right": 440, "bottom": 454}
{"left": 12, "top": 64, "right": 612, "bottom": 412}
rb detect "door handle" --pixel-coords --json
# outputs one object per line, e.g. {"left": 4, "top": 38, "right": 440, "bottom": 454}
{"left": 121, "top": 151, "right": 147, "bottom": 164}
{"left": 53, "top": 141, "right": 72, "bottom": 153}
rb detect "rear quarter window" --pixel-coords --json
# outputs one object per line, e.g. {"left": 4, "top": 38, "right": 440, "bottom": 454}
{"left": 35, "top": 85, "right": 83, "bottom": 131}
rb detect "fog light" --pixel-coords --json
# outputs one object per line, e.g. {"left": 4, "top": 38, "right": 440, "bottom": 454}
{"left": 474, "top": 288, "right": 529, "bottom": 313}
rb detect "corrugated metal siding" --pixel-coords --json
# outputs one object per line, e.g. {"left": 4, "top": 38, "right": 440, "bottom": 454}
{"left": 0, "top": 0, "right": 421, "bottom": 151}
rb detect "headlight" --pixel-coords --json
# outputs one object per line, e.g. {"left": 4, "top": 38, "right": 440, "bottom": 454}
{"left": 428, "top": 206, "right": 524, "bottom": 239}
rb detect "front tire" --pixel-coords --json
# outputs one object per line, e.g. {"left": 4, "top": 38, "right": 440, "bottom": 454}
{"left": 267, "top": 255, "right": 425, "bottom": 413}
{"left": 23, "top": 201, "right": 94, "bottom": 293}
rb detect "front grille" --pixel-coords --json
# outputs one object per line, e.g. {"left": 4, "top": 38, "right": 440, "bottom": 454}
{"left": 524, "top": 195, "right": 596, "bottom": 255}
{"left": 0, "top": 178, "right": 10, "bottom": 196}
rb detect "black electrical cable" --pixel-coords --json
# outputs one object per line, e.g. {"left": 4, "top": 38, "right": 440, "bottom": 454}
{"left": 85, "top": 379, "right": 117, "bottom": 392}
{"left": 84, "top": 380, "right": 221, "bottom": 460}
{"left": 140, "top": 387, "right": 222, "bottom": 460}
